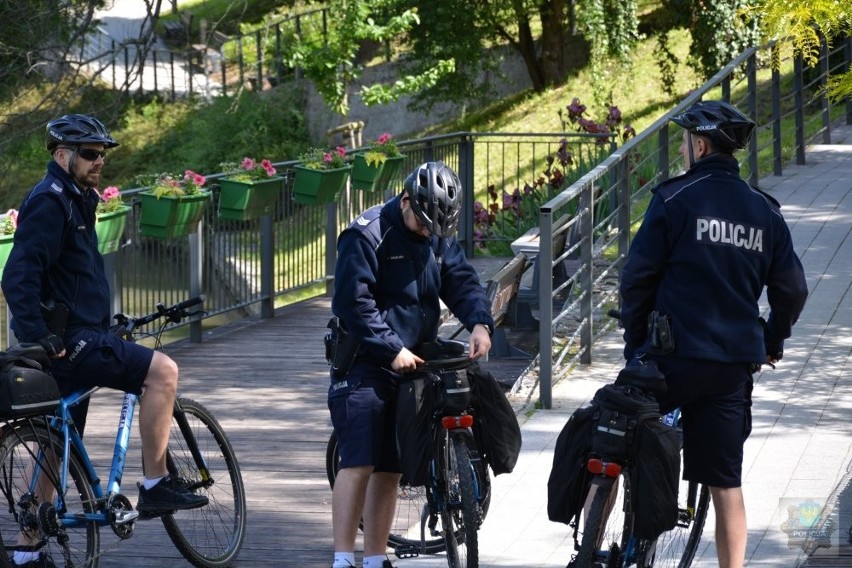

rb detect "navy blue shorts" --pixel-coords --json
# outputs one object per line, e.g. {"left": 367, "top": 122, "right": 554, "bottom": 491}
{"left": 655, "top": 357, "right": 753, "bottom": 488}
{"left": 328, "top": 364, "right": 401, "bottom": 473}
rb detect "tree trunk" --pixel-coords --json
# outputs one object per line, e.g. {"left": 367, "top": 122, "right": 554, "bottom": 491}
{"left": 512, "top": 6, "right": 546, "bottom": 90}
{"left": 539, "top": 0, "right": 567, "bottom": 85}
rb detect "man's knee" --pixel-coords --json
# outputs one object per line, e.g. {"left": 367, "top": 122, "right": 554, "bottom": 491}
{"left": 144, "top": 352, "right": 179, "bottom": 390}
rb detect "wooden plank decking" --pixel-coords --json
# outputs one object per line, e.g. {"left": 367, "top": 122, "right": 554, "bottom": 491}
{"left": 76, "top": 293, "right": 536, "bottom": 567}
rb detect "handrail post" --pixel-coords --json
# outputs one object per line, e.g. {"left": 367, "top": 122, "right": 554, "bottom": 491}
{"left": 847, "top": 36, "right": 852, "bottom": 125}
{"left": 538, "top": 209, "right": 554, "bottom": 410}
{"left": 794, "top": 54, "right": 806, "bottom": 165}
{"left": 260, "top": 214, "right": 275, "bottom": 318}
{"left": 326, "top": 202, "right": 339, "bottom": 296}
{"left": 579, "top": 183, "right": 593, "bottom": 365}
{"left": 772, "top": 43, "right": 783, "bottom": 176}
{"left": 189, "top": 222, "right": 203, "bottom": 343}
{"left": 616, "top": 157, "right": 630, "bottom": 279}
{"left": 820, "top": 32, "right": 831, "bottom": 143}
{"left": 459, "top": 135, "right": 475, "bottom": 258}
{"left": 747, "top": 52, "right": 758, "bottom": 187}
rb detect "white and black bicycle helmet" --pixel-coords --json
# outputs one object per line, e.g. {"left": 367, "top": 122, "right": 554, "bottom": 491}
{"left": 45, "top": 114, "right": 119, "bottom": 152}
{"left": 671, "top": 100, "right": 756, "bottom": 153}
{"left": 403, "top": 161, "right": 462, "bottom": 237}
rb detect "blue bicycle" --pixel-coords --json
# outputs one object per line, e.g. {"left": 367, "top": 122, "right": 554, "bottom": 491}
{"left": 0, "top": 298, "right": 247, "bottom": 567}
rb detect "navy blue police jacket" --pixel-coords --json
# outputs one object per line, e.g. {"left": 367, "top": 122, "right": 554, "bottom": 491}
{"left": 1, "top": 160, "right": 111, "bottom": 343}
{"left": 620, "top": 154, "right": 808, "bottom": 363}
{"left": 332, "top": 194, "right": 494, "bottom": 366}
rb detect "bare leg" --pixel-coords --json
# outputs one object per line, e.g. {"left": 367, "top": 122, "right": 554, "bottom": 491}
{"left": 332, "top": 465, "right": 373, "bottom": 551}
{"left": 139, "top": 351, "right": 178, "bottom": 477}
{"left": 362, "top": 472, "right": 402, "bottom": 556}
{"left": 709, "top": 486, "right": 746, "bottom": 568}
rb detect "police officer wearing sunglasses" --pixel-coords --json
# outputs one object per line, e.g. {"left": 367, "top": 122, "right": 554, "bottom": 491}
{"left": 1, "top": 114, "right": 207, "bottom": 567}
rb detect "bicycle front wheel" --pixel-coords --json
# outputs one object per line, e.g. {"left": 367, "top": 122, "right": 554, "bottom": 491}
{"left": 162, "top": 398, "right": 247, "bottom": 568}
{"left": 0, "top": 421, "right": 99, "bottom": 568}
{"left": 441, "top": 431, "right": 482, "bottom": 568}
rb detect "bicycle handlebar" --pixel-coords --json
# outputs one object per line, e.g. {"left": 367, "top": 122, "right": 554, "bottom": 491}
{"left": 414, "top": 355, "right": 475, "bottom": 374}
{"left": 115, "top": 295, "right": 205, "bottom": 331}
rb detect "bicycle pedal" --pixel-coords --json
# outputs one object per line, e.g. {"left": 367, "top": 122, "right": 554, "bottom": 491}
{"left": 114, "top": 510, "right": 140, "bottom": 524}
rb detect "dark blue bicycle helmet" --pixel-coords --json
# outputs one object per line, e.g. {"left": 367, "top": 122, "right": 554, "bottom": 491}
{"left": 45, "top": 114, "right": 119, "bottom": 152}
{"left": 403, "top": 161, "right": 462, "bottom": 237}
{"left": 671, "top": 100, "right": 756, "bottom": 153}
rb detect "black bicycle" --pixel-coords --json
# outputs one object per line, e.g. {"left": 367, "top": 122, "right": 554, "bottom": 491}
{"left": 326, "top": 354, "right": 491, "bottom": 567}
{"left": 0, "top": 297, "right": 247, "bottom": 567}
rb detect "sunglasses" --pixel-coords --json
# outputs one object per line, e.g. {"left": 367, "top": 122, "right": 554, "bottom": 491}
{"left": 68, "top": 147, "right": 108, "bottom": 161}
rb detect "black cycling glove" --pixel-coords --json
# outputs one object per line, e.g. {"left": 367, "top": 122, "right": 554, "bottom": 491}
{"left": 38, "top": 333, "right": 65, "bottom": 358}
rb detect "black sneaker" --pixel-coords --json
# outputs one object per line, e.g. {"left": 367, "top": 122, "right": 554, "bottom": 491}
{"left": 11, "top": 554, "right": 57, "bottom": 568}
{"left": 136, "top": 475, "right": 209, "bottom": 513}
{"left": 381, "top": 561, "right": 394, "bottom": 568}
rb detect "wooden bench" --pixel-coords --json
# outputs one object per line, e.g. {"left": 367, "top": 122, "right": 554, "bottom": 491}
{"left": 510, "top": 216, "right": 580, "bottom": 330}
{"left": 447, "top": 252, "right": 532, "bottom": 358}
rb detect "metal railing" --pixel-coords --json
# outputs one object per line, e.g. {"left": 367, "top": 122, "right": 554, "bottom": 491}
{"left": 534, "top": 36, "right": 852, "bottom": 409}
{"left": 1, "top": 131, "right": 608, "bottom": 347}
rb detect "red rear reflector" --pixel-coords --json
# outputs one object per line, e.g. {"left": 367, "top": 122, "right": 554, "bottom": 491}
{"left": 587, "top": 458, "right": 622, "bottom": 477}
{"left": 441, "top": 415, "right": 474, "bottom": 429}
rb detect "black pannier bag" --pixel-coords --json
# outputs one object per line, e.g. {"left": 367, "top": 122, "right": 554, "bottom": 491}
{"left": 395, "top": 376, "right": 439, "bottom": 487}
{"left": 630, "top": 418, "right": 680, "bottom": 539}
{"left": 467, "top": 363, "right": 522, "bottom": 475}
{"left": 0, "top": 349, "right": 60, "bottom": 420}
{"left": 547, "top": 404, "right": 597, "bottom": 524}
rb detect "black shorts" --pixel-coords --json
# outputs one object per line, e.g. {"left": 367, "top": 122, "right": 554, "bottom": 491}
{"left": 655, "top": 357, "right": 753, "bottom": 488}
{"left": 328, "top": 364, "right": 401, "bottom": 473}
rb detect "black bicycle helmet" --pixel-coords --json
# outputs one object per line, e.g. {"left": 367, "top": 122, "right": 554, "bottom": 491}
{"left": 670, "top": 100, "right": 756, "bottom": 153}
{"left": 403, "top": 161, "right": 462, "bottom": 237}
{"left": 45, "top": 114, "right": 119, "bottom": 152}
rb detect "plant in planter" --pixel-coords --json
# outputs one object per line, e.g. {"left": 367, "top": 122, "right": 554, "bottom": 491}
{"left": 95, "top": 186, "right": 131, "bottom": 254}
{"left": 217, "top": 157, "right": 283, "bottom": 220}
{"left": 351, "top": 132, "right": 406, "bottom": 191}
{"left": 292, "top": 145, "right": 352, "bottom": 205}
{"left": 137, "top": 170, "right": 211, "bottom": 238}
{"left": 0, "top": 208, "right": 17, "bottom": 272}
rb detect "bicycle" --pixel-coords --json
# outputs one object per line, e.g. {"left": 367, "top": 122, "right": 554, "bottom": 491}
{"left": 0, "top": 297, "right": 247, "bottom": 568}
{"left": 325, "top": 352, "right": 492, "bottom": 567}
{"left": 569, "top": 311, "right": 710, "bottom": 567}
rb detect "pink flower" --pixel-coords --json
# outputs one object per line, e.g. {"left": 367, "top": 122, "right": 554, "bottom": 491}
{"left": 6, "top": 209, "right": 17, "bottom": 229}
{"left": 377, "top": 133, "right": 392, "bottom": 145}
{"left": 242, "top": 157, "right": 256, "bottom": 171}
{"left": 323, "top": 153, "right": 333, "bottom": 163}
{"left": 185, "top": 170, "right": 206, "bottom": 187}
{"left": 260, "top": 159, "right": 276, "bottom": 176}
{"left": 335, "top": 146, "right": 346, "bottom": 158}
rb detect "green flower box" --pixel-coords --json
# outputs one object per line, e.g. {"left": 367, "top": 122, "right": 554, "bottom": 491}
{"left": 0, "top": 233, "right": 14, "bottom": 274}
{"left": 350, "top": 154, "right": 406, "bottom": 192}
{"left": 138, "top": 191, "right": 211, "bottom": 238}
{"left": 217, "top": 176, "right": 283, "bottom": 221}
{"left": 292, "top": 165, "right": 352, "bottom": 205}
{"left": 95, "top": 205, "right": 131, "bottom": 254}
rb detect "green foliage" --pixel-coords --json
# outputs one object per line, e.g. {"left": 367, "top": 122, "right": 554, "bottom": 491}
{"left": 278, "top": 0, "right": 426, "bottom": 116}
{"left": 746, "top": 0, "right": 852, "bottom": 102}
{"left": 686, "top": 0, "right": 761, "bottom": 79}
{"left": 654, "top": 31, "right": 681, "bottom": 98}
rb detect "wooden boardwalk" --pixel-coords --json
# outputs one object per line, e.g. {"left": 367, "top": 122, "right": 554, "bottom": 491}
{"left": 77, "top": 293, "right": 535, "bottom": 567}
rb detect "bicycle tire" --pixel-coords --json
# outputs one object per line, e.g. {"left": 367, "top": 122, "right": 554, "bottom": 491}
{"left": 325, "top": 431, "right": 450, "bottom": 556}
{"left": 442, "top": 431, "right": 481, "bottom": 568}
{"left": 573, "top": 475, "right": 626, "bottom": 567}
{"left": 161, "top": 398, "right": 247, "bottom": 568}
{"left": 0, "top": 421, "right": 99, "bottom": 568}
{"left": 639, "top": 480, "right": 710, "bottom": 568}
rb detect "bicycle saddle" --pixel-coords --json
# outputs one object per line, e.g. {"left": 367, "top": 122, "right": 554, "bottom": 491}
{"left": 414, "top": 338, "right": 466, "bottom": 360}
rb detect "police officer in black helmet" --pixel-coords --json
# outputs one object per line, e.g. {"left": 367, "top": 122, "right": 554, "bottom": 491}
{"left": 327, "top": 161, "right": 494, "bottom": 568}
{"left": 620, "top": 101, "right": 808, "bottom": 568}
{"left": 2, "top": 114, "right": 208, "bottom": 567}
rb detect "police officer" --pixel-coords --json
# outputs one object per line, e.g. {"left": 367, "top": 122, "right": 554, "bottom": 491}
{"left": 2, "top": 115, "right": 207, "bottom": 567}
{"left": 620, "top": 101, "right": 808, "bottom": 568}
{"left": 328, "top": 161, "right": 494, "bottom": 568}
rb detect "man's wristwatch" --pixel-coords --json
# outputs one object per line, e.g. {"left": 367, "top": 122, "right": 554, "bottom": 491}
{"left": 475, "top": 323, "right": 493, "bottom": 336}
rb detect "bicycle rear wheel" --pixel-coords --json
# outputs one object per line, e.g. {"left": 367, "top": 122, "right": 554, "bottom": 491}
{"left": 0, "top": 421, "right": 98, "bottom": 568}
{"left": 638, "top": 479, "right": 710, "bottom": 567}
{"left": 162, "top": 398, "right": 246, "bottom": 568}
{"left": 325, "top": 431, "right": 449, "bottom": 556}
{"left": 441, "top": 431, "right": 483, "bottom": 568}
{"left": 573, "top": 474, "right": 629, "bottom": 567}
